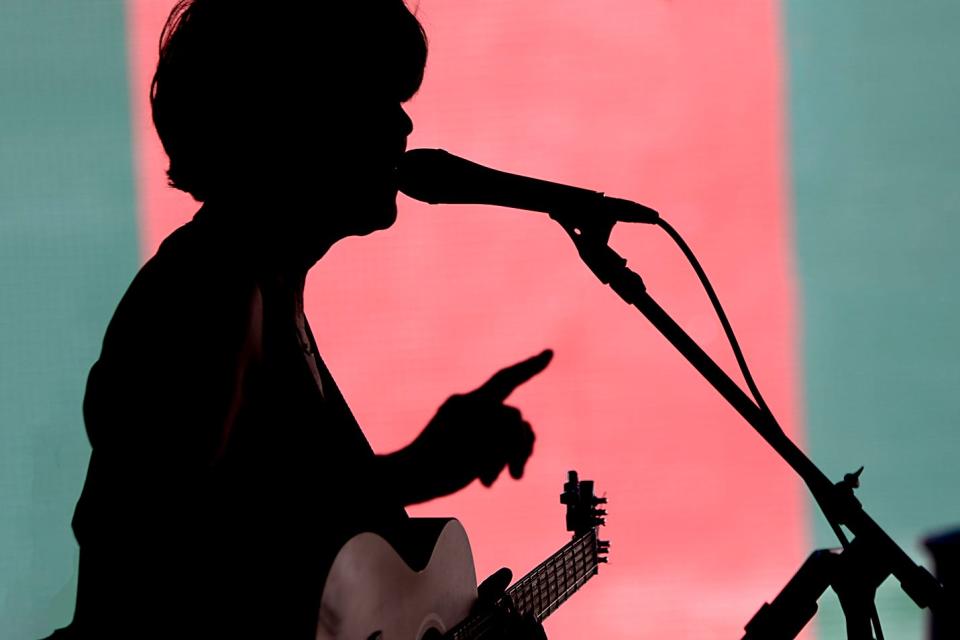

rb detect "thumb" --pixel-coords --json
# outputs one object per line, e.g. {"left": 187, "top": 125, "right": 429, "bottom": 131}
{"left": 476, "top": 567, "right": 513, "bottom": 606}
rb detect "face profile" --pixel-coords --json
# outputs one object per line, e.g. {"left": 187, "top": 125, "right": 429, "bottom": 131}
{"left": 316, "top": 98, "right": 416, "bottom": 240}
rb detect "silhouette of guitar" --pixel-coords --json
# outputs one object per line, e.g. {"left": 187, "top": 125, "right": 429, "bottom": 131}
{"left": 315, "top": 471, "right": 609, "bottom": 639}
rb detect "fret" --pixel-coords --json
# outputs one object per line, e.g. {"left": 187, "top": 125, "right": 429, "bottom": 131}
{"left": 533, "top": 575, "right": 542, "bottom": 619}
{"left": 514, "top": 580, "right": 530, "bottom": 614}
{"left": 572, "top": 543, "right": 584, "bottom": 585}
{"left": 545, "top": 565, "right": 558, "bottom": 611}
{"left": 562, "top": 549, "right": 575, "bottom": 580}
{"left": 500, "top": 529, "right": 599, "bottom": 626}
{"left": 541, "top": 531, "right": 597, "bottom": 620}
{"left": 452, "top": 531, "right": 602, "bottom": 639}
{"left": 538, "top": 561, "right": 598, "bottom": 620}
{"left": 557, "top": 549, "right": 568, "bottom": 614}
{"left": 535, "top": 566, "right": 546, "bottom": 615}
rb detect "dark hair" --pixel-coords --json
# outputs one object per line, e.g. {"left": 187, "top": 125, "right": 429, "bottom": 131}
{"left": 151, "top": 0, "right": 428, "bottom": 202}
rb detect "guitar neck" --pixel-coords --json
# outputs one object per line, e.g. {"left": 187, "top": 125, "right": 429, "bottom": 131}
{"left": 506, "top": 528, "right": 601, "bottom": 622}
{"left": 447, "top": 528, "right": 602, "bottom": 639}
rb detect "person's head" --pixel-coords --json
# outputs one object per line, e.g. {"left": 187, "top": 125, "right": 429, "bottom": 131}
{"left": 151, "top": 0, "right": 427, "bottom": 246}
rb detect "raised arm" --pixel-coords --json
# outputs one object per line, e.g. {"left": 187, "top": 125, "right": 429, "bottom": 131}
{"left": 378, "top": 350, "right": 552, "bottom": 505}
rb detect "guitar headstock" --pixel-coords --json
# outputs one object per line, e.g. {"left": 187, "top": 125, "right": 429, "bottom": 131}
{"left": 560, "top": 471, "right": 610, "bottom": 561}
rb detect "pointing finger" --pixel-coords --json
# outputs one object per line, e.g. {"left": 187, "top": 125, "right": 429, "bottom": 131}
{"left": 476, "top": 349, "right": 553, "bottom": 402}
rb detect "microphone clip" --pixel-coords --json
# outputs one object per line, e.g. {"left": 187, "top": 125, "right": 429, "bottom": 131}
{"left": 550, "top": 209, "right": 646, "bottom": 294}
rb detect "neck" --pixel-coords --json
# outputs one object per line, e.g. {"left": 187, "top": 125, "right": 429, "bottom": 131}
{"left": 197, "top": 197, "right": 335, "bottom": 278}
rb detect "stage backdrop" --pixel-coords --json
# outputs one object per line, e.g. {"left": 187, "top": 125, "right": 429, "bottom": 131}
{"left": 2, "top": 1, "right": 958, "bottom": 638}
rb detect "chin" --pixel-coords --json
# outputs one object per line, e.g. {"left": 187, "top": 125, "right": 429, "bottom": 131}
{"left": 351, "top": 200, "right": 398, "bottom": 237}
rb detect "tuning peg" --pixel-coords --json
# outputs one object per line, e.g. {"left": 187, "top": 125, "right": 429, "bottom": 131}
{"left": 561, "top": 470, "right": 581, "bottom": 505}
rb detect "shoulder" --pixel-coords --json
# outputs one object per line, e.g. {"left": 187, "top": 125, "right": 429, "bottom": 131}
{"left": 101, "top": 219, "right": 262, "bottom": 360}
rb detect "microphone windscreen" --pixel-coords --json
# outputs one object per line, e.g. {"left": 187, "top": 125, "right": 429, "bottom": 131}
{"left": 396, "top": 148, "right": 472, "bottom": 205}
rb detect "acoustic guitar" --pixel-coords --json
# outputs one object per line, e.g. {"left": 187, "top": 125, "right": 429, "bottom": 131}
{"left": 315, "top": 471, "right": 609, "bottom": 639}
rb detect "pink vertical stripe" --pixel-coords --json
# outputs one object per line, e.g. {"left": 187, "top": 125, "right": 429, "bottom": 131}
{"left": 126, "top": 1, "right": 806, "bottom": 638}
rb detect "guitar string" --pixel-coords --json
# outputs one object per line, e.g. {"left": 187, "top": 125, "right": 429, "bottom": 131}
{"left": 509, "top": 531, "right": 594, "bottom": 599}
{"left": 510, "top": 534, "right": 590, "bottom": 594}
{"left": 458, "top": 563, "right": 600, "bottom": 640}
{"left": 452, "top": 558, "right": 600, "bottom": 640}
{"left": 534, "top": 565, "right": 599, "bottom": 621}
{"left": 510, "top": 547, "right": 588, "bottom": 616}
{"left": 513, "top": 547, "right": 588, "bottom": 614}
{"left": 511, "top": 540, "right": 592, "bottom": 616}
{"left": 448, "top": 530, "right": 602, "bottom": 638}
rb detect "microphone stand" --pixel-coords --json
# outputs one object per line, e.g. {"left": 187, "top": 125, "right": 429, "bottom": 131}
{"left": 548, "top": 210, "right": 945, "bottom": 639}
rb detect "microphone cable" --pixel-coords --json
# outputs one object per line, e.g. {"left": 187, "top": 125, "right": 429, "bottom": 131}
{"left": 656, "top": 216, "right": 886, "bottom": 640}
{"left": 655, "top": 217, "right": 772, "bottom": 418}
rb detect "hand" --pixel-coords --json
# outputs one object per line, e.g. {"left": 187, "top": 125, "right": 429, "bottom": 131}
{"left": 474, "top": 568, "right": 548, "bottom": 640}
{"left": 399, "top": 349, "right": 553, "bottom": 502}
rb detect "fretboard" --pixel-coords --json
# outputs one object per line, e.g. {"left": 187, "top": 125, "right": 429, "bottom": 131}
{"left": 506, "top": 528, "right": 601, "bottom": 621}
{"left": 447, "top": 528, "right": 601, "bottom": 639}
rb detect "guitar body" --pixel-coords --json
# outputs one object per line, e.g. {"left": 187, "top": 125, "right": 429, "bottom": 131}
{"left": 315, "top": 519, "right": 478, "bottom": 640}
{"left": 314, "top": 472, "right": 608, "bottom": 639}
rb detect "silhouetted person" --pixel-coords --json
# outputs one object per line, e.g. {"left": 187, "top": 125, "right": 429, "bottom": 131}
{"left": 52, "top": 1, "right": 551, "bottom": 638}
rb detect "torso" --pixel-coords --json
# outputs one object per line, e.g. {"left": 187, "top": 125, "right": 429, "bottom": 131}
{"left": 72, "top": 206, "right": 406, "bottom": 637}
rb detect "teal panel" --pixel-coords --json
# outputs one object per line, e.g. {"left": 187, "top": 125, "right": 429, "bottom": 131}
{"left": 785, "top": 1, "right": 960, "bottom": 637}
{"left": 0, "top": 1, "right": 139, "bottom": 637}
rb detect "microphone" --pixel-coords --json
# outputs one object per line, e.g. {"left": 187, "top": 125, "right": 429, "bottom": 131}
{"left": 396, "top": 149, "right": 659, "bottom": 224}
